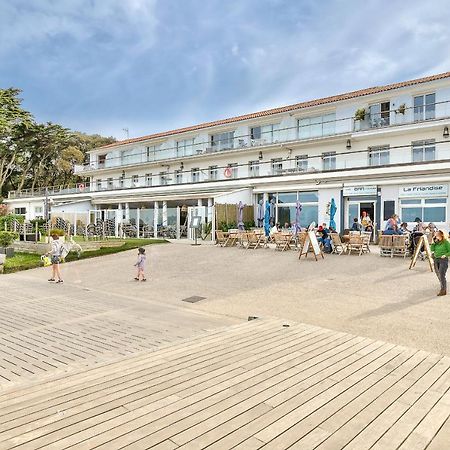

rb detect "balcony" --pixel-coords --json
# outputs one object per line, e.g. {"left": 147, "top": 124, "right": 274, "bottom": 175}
{"left": 9, "top": 139, "right": 450, "bottom": 200}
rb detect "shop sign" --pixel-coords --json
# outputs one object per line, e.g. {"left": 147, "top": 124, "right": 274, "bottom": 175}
{"left": 399, "top": 184, "right": 448, "bottom": 198}
{"left": 343, "top": 186, "right": 377, "bottom": 196}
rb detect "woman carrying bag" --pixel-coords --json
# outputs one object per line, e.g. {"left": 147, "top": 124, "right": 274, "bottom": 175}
{"left": 430, "top": 230, "right": 450, "bottom": 296}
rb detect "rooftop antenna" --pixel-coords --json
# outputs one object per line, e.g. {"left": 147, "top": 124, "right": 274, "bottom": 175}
{"left": 123, "top": 128, "right": 129, "bottom": 139}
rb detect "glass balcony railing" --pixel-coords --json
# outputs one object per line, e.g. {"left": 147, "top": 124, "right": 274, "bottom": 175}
{"left": 8, "top": 139, "right": 450, "bottom": 199}
{"left": 74, "top": 99, "right": 450, "bottom": 174}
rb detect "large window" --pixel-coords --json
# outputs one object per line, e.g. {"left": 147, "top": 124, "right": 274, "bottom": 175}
{"left": 412, "top": 140, "right": 436, "bottom": 162}
{"left": 414, "top": 93, "right": 435, "bottom": 121}
{"left": 274, "top": 191, "right": 318, "bottom": 228}
{"left": 298, "top": 113, "right": 336, "bottom": 139}
{"left": 296, "top": 155, "right": 308, "bottom": 171}
{"left": 160, "top": 171, "right": 168, "bottom": 185}
{"left": 271, "top": 158, "right": 283, "bottom": 174}
{"left": 369, "top": 102, "right": 390, "bottom": 127}
{"left": 175, "top": 170, "right": 183, "bottom": 184}
{"left": 400, "top": 197, "right": 446, "bottom": 222}
{"left": 251, "top": 124, "right": 280, "bottom": 144}
{"left": 211, "top": 131, "right": 235, "bottom": 151}
{"left": 368, "top": 145, "right": 390, "bottom": 166}
{"left": 146, "top": 145, "right": 159, "bottom": 161}
{"left": 322, "top": 151, "right": 336, "bottom": 171}
{"left": 249, "top": 161, "right": 260, "bottom": 177}
{"left": 14, "top": 207, "right": 26, "bottom": 215}
{"left": 145, "top": 173, "right": 152, "bottom": 186}
{"left": 176, "top": 139, "right": 194, "bottom": 157}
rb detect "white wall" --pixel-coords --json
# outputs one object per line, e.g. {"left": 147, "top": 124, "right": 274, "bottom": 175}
{"left": 214, "top": 188, "right": 253, "bottom": 205}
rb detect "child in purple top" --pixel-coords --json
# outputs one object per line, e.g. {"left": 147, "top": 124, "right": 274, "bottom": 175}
{"left": 134, "top": 247, "right": 147, "bottom": 281}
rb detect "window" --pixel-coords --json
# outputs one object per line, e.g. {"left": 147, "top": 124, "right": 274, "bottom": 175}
{"left": 176, "top": 139, "right": 195, "bottom": 157}
{"left": 278, "top": 192, "right": 297, "bottom": 203}
{"left": 14, "top": 207, "right": 26, "bottom": 215}
{"left": 412, "top": 139, "right": 436, "bottom": 162}
{"left": 274, "top": 190, "right": 318, "bottom": 228}
{"left": 209, "top": 165, "right": 218, "bottom": 180}
{"left": 107, "top": 178, "right": 114, "bottom": 189}
{"left": 414, "top": 93, "right": 435, "bottom": 121}
{"left": 174, "top": 170, "right": 182, "bottom": 184}
{"left": 369, "top": 102, "right": 390, "bottom": 127}
{"left": 191, "top": 168, "right": 200, "bottom": 183}
{"left": 211, "top": 131, "right": 235, "bottom": 151}
{"left": 34, "top": 206, "right": 43, "bottom": 215}
{"left": 298, "top": 113, "right": 336, "bottom": 139}
{"left": 145, "top": 173, "right": 152, "bottom": 186}
{"left": 271, "top": 158, "right": 283, "bottom": 174}
{"left": 132, "top": 175, "right": 139, "bottom": 186}
{"left": 228, "top": 163, "right": 238, "bottom": 178}
{"left": 119, "top": 174, "right": 124, "bottom": 188}
{"left": 98, "top": 154, "right": 106, "bottom": 167}
{"left": 160, "top": 171, "right": 168, "bottom": 185}
{"left": 251, "top": 124, "right": 280, "bottom": 144}
{"left": 96, "top": 179, "right": 102, "bottom": 190}
{"left": 401, "top": 197, "right": 446, "bottom": 222}
{"left": 322, "top": 152, "right": 336, "bottom": 170}
{"left": 146, "top": 145, "right": 159, "bottom": 161}
{"left": 249, "top": 161, "right": 260, "bottom": 177}
{"left": 296, "top": 155, "right": 308, "bottom": 171}
{"left": 368, "top": 145, "right": 390, "bottom": 166}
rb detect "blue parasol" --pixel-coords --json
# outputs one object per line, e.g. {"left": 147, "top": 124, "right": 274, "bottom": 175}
{"left": 295, "top": 201, "right": 303, "bottom": 234}
{"left": 329, "top": 198, "right": 337, "bottom": 231}
{"left": 264, "top": 200, "right": 271, "bottom": 236}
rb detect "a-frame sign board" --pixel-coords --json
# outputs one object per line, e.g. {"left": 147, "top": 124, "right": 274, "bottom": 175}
{"left": 409, "top": 235, "right": 433, "bottom": 272}
{"left": 299, "top": 230, "right": 324, "bottom": 261}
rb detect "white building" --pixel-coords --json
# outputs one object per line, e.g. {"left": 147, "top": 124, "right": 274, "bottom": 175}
{"left": 6, "top": 71, "right": 450, "bottom": 237}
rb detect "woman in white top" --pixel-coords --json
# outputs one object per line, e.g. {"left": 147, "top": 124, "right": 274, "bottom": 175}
{"left": 46, "top": 233, "right": 63, "bottom": 283}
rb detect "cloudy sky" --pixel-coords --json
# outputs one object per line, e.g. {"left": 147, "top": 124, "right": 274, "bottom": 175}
{"left": 1, "top": 0, "right": 449, "bottom": 139}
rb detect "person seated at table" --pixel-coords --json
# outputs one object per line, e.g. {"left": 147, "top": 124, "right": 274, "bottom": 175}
{"left": 282, "top": 222, "right": 290, "bottom": 231}
{"left": 426, "top": 222, "right": 437, "bottom": 234}
{"left": 351, "top": 218, "right": 362, "bottom": 232}
{"left": 409, "top": 217, "right": 425, "bottom": 254}
{"left": 383, "top": 214, "right": 401, "bottom": 235}
{"left": 400, "top": 222, "right": 411, "bottom": 235}
{"left": 269, "top": 222, "right": 281, "bottom": 236}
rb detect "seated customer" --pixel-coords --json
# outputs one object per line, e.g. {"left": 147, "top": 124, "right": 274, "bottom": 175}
{"left": 351, "top": 218, "right": 362, "bottom": 231}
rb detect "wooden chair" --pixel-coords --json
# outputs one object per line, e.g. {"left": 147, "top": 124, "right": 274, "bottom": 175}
{"left": 392, "top": 235, "right": 408, "bottom": 258}
{"left": 216, "top": 230, "right": 230, "bottom": 247}
{"left": 248, "top": 231, "right": 264, "bottom": 249}
{"left": 379, "top": 235, "right": 393, "bottom": 257}
{"left": 331, "top": 233, "right": 346, "bottom": 255}
{"left": 274, "top": 233, "right": 291, "bottom": 251}
{"left": 347, "top": 235, "right": 364, "bottom": 255}
{"left": 361, "top": 231, "right": 371, "bottom": 253}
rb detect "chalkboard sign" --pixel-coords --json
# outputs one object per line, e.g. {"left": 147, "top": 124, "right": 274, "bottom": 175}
{"left": 383, "top": 201, "right": 395, "bottom": 221}
{"left": 299, "top": 230, "right": 324, "bottom": 261}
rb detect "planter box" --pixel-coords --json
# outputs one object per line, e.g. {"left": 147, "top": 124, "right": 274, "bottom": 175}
{"left": 0, "top": 247, "right": 15, "bottom": 258}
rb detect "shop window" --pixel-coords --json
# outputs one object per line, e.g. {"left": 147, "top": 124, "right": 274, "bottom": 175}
{"left": 400, "top": 197, "right": 446, "bottom": 222}
{"left": 277, "top": 192, "right": 297, "bottom": 203}
{"left": 299, "top": 191, "right": 319, "bottom": 202}
{"left": 412, "top": 140, "right": 435, "bottom": 162}
{"left": 383, "top": 200, "right": 395, "bottom": 220}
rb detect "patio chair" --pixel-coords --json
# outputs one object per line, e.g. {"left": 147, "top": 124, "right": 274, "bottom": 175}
{"left": 297, "top": 232, "right": 307, "bottom": 252}
{"left": 240, "top": 231, "right": 250, "bottom": 249}
{"left": 361, "top": 231, "right": 371, "bottom": 253}
{"left": 392, "top": 235, "right": 408, "bottom": 258}
{"left": 331, "top": 233, "right": 346, "bottom": 255}
{"left": 216, "top": 230, "right": 229, "bottom": 247}
{"left": 379, "top": 235, "right": 393, "bottom": 257}
{"left": 246, "top": 231, "right": 262, "bottom": 250}
{"left": 347, "top": 235, "right": 364, "bottom": 256}
{"left": 274, "top": 233, "right": 291, "bottom": 251}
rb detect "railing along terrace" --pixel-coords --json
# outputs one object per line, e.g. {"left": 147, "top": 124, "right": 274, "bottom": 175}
{"left": 74, "top": 99, "right": 450, "bottom": 173}
{"left": 8, "top": 139, "right": 450, "bottom": 199}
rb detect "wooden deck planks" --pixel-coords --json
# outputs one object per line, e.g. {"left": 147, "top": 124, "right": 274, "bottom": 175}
{"left": 0, "top": 319, "right": 448, "bottom": 450}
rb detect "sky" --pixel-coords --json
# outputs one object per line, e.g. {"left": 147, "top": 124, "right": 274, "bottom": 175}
{"left": 1, "top": 0, "right": 449, "bottom": 140}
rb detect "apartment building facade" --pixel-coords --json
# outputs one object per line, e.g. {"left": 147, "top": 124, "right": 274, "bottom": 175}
{"left": 6, "top": 71, "right": 450, "bottom": 237}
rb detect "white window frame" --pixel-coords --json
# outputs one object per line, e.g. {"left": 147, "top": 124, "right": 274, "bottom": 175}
{"left": 271, "top": 158, "right": 283, "bottom": 174}
{"left": 369, "top": 101, "right": 390, "bottom": 128}
{"left": 107, "top": 178, "right": 114, "bottom": 189}
{"left": 400, "top": 197, "right": 446, "bottom": 223}
{"left": 191, "top": 168, "right": 200, "bottom": 183}
{"left": 176, "top": 139, "right": 194, "bottom": 157}
{"left": 295, "top": 155, "right": 308, "bottom": 171}
{"left": 96, "top": 179, "right": 103, "bottom": 190}
{"left": 412, "top": 139, "right": 436, "bottom": 162}
{"left": 414, "top": 93, "right": 436, "bottom": 121}
{"left": 160, "top": 171, "right": 168, "bottom": 185}
{"left": 322, "top": 151, "right": 336, "bottom": 171}
{"left": 249, "top": 160, "right": 260, "bottom": 177}
{"left": 368, "top": 145, "right": 390, "bottom": 166}
{"left": 145, "top": 173, "right": 152, "bottom": 186}
{"left": 208, "top": 165, "right": 218, "bottom": 180}
{"left": 132, "top": 175, "right": 139, "bottom": 187}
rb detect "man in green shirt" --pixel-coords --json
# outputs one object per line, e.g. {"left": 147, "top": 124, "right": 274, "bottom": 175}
{"left": 430, "top": 230, "right": 450, "bottom": 296}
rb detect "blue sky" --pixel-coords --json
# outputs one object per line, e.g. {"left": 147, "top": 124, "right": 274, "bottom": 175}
{"left": 1, "top": 0, "right": 449, "bottom": 139}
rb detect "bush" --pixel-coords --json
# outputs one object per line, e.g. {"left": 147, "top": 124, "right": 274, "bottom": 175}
{"left": 48, "top": 228, "right": 65, "bottom": 237}
{"left": 0, "top": 231, "right": 18, "bottom": 247}
{"left": 244, "top": 220, "right": 255, "bottom": 230}
{"left": 219, "top": 222, "right": 237, "bottom": 232}
{"left": 0, "top": 214, "right": 25, "bottom": 230}
{"left": 355, "top": 108, "right": 366, "bottom": 121}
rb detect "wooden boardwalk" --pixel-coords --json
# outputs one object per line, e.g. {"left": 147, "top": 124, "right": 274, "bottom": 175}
{"left": 0, "top": 319, "right": 448, "bottom": 449}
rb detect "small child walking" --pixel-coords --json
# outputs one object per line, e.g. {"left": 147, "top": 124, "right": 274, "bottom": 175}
{"left": 134, "top": 247, "right": 147, "bottom": 281}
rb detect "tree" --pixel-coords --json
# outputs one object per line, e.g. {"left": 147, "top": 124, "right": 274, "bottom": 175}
{"left": 0, "top": 88, "right": 33, "bottom": 194}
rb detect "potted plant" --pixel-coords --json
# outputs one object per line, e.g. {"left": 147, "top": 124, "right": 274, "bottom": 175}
{"left": 354, "top": 108, "right": 366, "bottom": 131}
{"left": 396, "top": 103, "right": 406, "bottom": 114}
{"left": 0, "top": 231, "right": 18, "bottom": 257}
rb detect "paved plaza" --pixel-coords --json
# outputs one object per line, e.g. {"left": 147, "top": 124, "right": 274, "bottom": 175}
{"left": 0, "top": 242, "right": 449, "bottom": 449}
